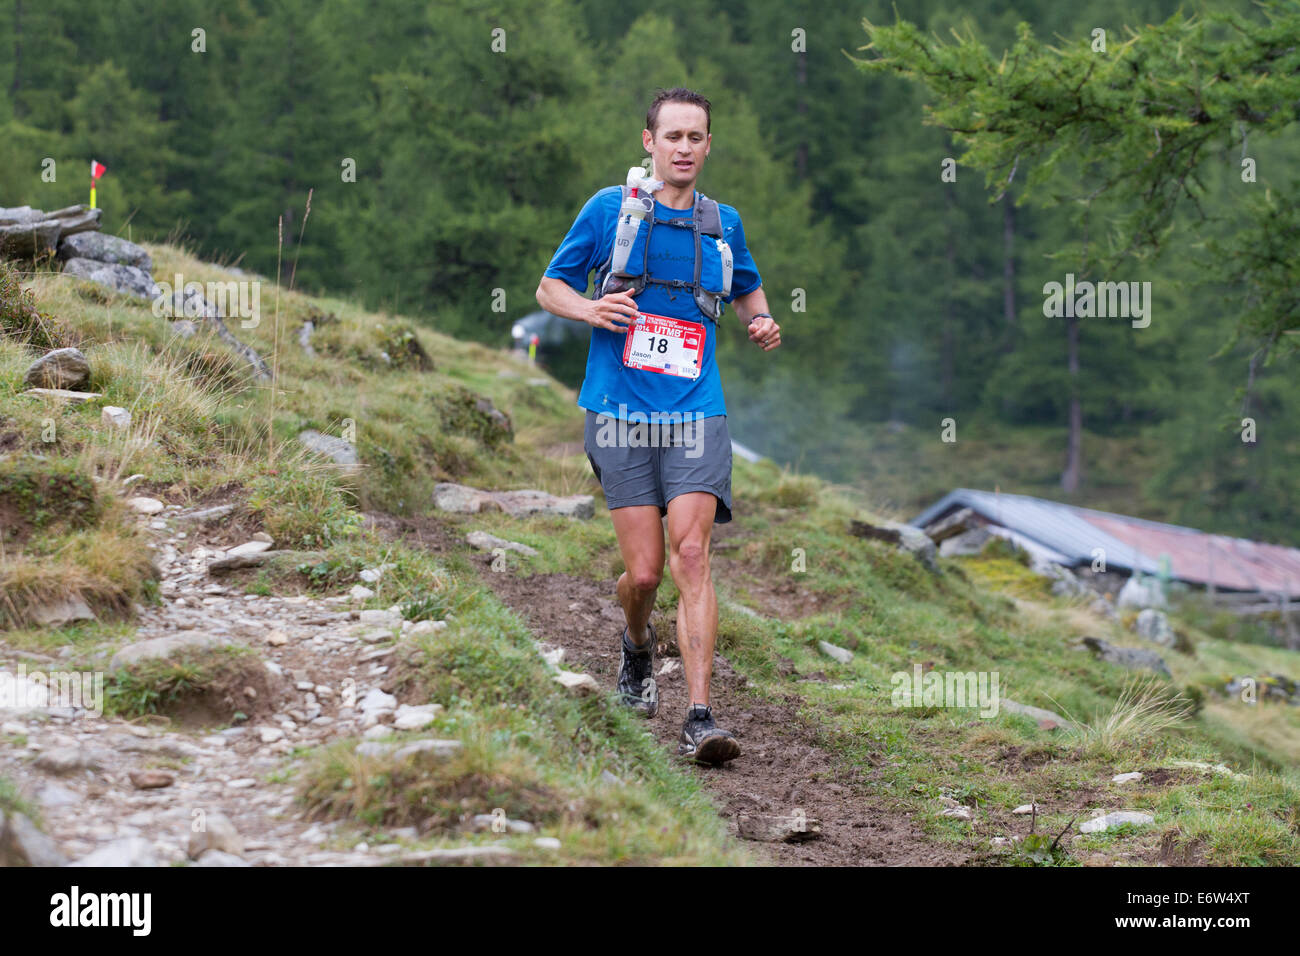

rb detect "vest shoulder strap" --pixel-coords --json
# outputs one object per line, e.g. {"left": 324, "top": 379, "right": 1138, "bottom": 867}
{"left": 695, "top": 193, "right": 723, "bottom": 238}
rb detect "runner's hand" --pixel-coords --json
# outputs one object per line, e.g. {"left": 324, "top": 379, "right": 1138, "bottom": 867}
{"left": 748, "top": 315, "right": 781, "bottom": 351}
{"left": 585, "top": 292, "right": 639, "bottom": 334}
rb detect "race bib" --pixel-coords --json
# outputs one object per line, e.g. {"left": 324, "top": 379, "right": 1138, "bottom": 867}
{"left": 622, "top": 311, "right": 704, "bottom": 379}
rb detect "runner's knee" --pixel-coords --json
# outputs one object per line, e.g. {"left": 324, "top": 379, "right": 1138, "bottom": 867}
{"left": 628, "top": 567, "right": 663, "bottom": 592}
{"left": 669, "top": 540, "right": 709, "bottom": 578}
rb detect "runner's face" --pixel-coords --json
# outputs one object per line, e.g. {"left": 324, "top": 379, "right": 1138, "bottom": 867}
{"left": 644, "top": 103, "right": 710, "bottom": 188}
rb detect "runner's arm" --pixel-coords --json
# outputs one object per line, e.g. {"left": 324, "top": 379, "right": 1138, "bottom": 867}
{"left": 731, "top": 287, "right": 770, "bottom": 328}
{"left": 535, "top": 276, "right": 638, "bottom": 334}
{"left": 731, "top": 286, "right": 781, "bottom": 352}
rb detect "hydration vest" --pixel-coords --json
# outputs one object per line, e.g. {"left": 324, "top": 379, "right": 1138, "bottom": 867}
{"left": 593, "top": 186, "right": 734, "bottom": 322}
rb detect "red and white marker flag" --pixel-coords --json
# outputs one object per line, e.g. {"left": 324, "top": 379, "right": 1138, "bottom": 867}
{"left": 90, "top": 159, "right": 107, "bottom": 209}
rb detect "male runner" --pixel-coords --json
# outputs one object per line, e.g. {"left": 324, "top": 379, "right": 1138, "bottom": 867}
{"left": 535, "top": 87, "right": 781, "bottom": 764}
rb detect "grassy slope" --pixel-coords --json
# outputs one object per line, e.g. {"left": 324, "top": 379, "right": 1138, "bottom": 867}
{"left": 2, "top": 242, "right": 1297, "bottom": 866}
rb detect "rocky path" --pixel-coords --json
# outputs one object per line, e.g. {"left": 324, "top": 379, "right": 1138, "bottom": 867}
{"left": 384, "top": 514, "right": 972, "bottom": 867}
{"left": 0, "top": 503, "right": 453, "bottom": 867}
{"left": 4, "top": 502, "right": 970, "bottom": 867}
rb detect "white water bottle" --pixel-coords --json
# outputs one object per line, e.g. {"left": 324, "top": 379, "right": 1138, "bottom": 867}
{"left": 607, "top": 166, "right": 660, "bottom": 290}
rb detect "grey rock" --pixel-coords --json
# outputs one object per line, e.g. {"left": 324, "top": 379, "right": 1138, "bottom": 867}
{"left": 358, "top": 687, "right": 397, "bottom": 719}
{"left": 57, "top": 232, "right": 152, "bottom": 271}
{"left": 37, "top": 783, "right": 81, "bottom": 808}
{"left": 101, "top": 406, "right": 131, "bottom": 429}
{"left": 393, "top": 739, "right": 461, "bottom": 763}
{"left": 474, "top": 397, "right": 511, "bottom": 431}
{"left": 1081, "top": 636, "right": 1171, "bottom": 678}
{"left": 0, "top": 217, "right": 61, "bottom": 258}
{"left": 1027, "top": 554, "right": 1092, "bottom": 598}
{"left": 69, "top": 837, "right": 159, "bottom": 867}
{"left": 1133, "top": 608, "right": 1176, "bottom": 647}
{"left": 1079, "top": 811, "right": 1154, "bottom": 833}
{"left": 20, "top": 387, "right": 102, "bottom": 403}
{"left": 34, "top": 746, "right": 104, "bottom": 775}
{"left": 359, "top": 609, "right": 401, "bottom": 627}
{"left": 1048, "top": 566, "right": 1092, "bottom": 599}
{"left": 110, "top": 735, "right": 197, "bottom": 759}
{"left": 393, "top": 845, "right": 517, "bottom": 864}
{"left": 225, "top": 540, "right": 271, "bottom": 557}
{"left": 28, "top": 594, "right": 96, "bottom": 627}
{"left": 737, "top": 811, "right": 822, "bottom": 843}
{"left": 939, "top": 527, "right": 994, "bottom": 557}
{"left": 1001, "top": 699, "right": 1075, "bottom": 731}
{"left": 0, "top": 204, "right": 100, "bottom": 252}
{"left": 493, "top": 488, "right": 595, "bottom": 519}
{"left": 155, "top": 284, "right": 218, "bottom": 319}
{"left": 921, "top": 507, "right": 977, "bottom": 544}
{"left": 62, "top": 257, "right": 158, "bottom": 299}
{"left": 0, "top": 205, "right": 48, "bottom": 225}
{"left": 470, "top": 814, "right": 534, "bottom": 834}
{"left": 193, "top": 849, "right": 251, "bottom": 867}
{"left": 298, "top": 430, "right": 358, "bottom": 467}
{"left": 817, "top": 640, "right": 853, "bottom": 664}
{"left": 208, "top": 550, "right": 321, "bottom": 574}
{"left": 187, "top": 812, "right": 243, "bottom": 859}
{"left": 108, "top": 632, "right": 230, "bottom": 672}
{"left": 433, "top": 482, "right": 594, "bottom": 519}
{"left": 432, "top": 482, "right": 497, "bottom": 514}
{"left": 47, "top": 205, "right": 102, "bottom": 237}
{"left": 1090, "top": 598, "right": 1119, "bottom": 619}
{"left": 177, "top": 504, "right": 235, "bottom": 523}
{"left": 465, "top": 530, "right": 538, "bottom": 556}
{"left": 392, "top": 704, "right": 442, "bottom": 730}
{"left": 0, "top": 810, "right": 69, "bottom": 866}
{"left": 553, "top": 669, "right": 599, "bottom": 695}
{"left": 847, "top": 517, "right": 939, "bottom": 573}
{"left": 23, "top": 347, "right": 90, "bottom": 391}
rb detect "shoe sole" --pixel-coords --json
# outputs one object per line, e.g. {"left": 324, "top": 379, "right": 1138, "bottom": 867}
{"left": 681, "top": 733, "right": 741, "bottom": 765}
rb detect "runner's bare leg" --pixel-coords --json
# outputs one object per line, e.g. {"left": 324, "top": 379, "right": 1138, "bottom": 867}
{"left": 665, "top": 492, "right": 718, "bottom": 707}
{"left": 610, "top": 504, "right": 665, "bottom": 646}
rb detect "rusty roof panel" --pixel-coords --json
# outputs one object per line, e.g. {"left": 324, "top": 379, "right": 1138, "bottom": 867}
{"left": 911, "top": 489, "right": 1300, "bottom": 597}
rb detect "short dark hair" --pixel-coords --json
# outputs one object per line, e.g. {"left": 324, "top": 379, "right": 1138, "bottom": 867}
{"left": 646, "top": 87, "right": 711, "bottom": 136}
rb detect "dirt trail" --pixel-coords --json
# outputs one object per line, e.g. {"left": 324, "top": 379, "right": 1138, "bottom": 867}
{"left": 383, "top": 514, "right": 972, "bottom": 867}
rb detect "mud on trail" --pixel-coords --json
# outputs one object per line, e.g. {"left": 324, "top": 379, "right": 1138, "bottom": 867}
{"left": 379, "top": 514, "right": 971, "bottom": 867}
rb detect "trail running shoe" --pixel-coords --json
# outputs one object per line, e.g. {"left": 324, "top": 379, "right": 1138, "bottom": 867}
{"left": 677, "top": 704, "right": 741, "bottom": 765}
{"left": 616, "top": 622, "right": 658, "bottom": 718}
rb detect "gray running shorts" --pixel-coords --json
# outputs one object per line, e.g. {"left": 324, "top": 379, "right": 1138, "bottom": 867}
{"left": 583, "top": 410, "right": 733, "bottom": 523}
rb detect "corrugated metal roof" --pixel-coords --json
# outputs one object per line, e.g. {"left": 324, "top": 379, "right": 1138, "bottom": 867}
{"left": 910, "top": 489, "right": 1300, "bottom": 596}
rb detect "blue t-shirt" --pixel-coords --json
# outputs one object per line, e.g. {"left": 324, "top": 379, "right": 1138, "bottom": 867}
{"left": 544, "top": 186, "right": 762, "bottom": 420}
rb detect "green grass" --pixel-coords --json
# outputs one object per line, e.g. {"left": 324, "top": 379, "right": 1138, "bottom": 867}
{"left": 293, "top": 537, "right": 751, "bottom": 866}
{"left": 5, "top": 245, "right": 1298, "bottom": 866}
{"left": 102, "top": 644, "right": 265, "bottom": 721}
{"left": 0, "top": 773, "right": 38, "bottom": 825}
